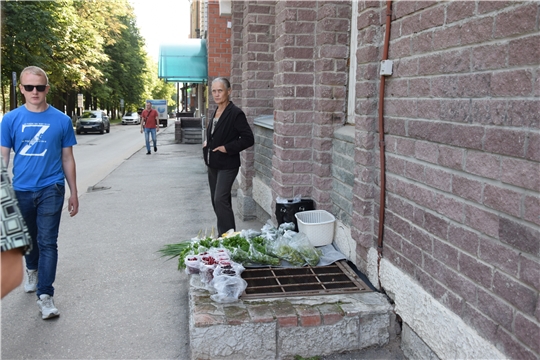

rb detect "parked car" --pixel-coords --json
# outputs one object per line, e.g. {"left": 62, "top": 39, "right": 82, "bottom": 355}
{"left": 122, "top": 111, "right": 140, "bottom": 125}
{"left": 76, "top": 110, "right": 110, "bottom": 134}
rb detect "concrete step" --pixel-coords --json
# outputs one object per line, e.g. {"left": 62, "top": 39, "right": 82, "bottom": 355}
{"left": 182, "top": 128, "right": 202, "bottom": 144}
{"left": 175, "top": 120, "right": 203, "bottom": 144}
{"left": 176, "top": 129, "right": 203, "bottom": 144}
{"left": 188, "top": 275, "right": 398, "bottom": 360}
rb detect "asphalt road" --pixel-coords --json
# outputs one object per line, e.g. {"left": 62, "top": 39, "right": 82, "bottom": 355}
{"left": 73, "top": 122, "right": 145, "bottom": 196}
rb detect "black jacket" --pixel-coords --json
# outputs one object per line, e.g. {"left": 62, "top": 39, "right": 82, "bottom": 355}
{"left": 203, "top": 102, "right": 254, "bottom": 169}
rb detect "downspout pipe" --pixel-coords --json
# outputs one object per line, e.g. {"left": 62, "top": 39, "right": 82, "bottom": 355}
{"left": 376, "top": 0, "right": 393, "bottom": 289}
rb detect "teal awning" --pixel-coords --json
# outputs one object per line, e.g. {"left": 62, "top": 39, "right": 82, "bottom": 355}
{"left": 158, "top": 39, "right": 208, "bottom": 83}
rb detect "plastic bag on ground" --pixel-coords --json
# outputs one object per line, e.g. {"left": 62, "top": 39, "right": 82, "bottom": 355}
{"left": 272, "top": 231, "right": 322, "bottom": 266}
{"left": 276, "top": 194, "right": 302, "bottom": 204}
{"left": 213, "top": 261, "right": 245, "bottom": 277}
{"left": 247, "top": 243, "right": 281, "bottom": 266}
{"left": 198, "top": 253, "right": 218, "bottom": 284}
{"left": 239, "top": 228, "right": 262, "bottom": 241}
{"left": 209, "top": 275, "right": 248, "bottom": 303}
{"left": 184, "top": 255, "right": 200, "bottom": 275}
{"left": 261, "top": 220, "right": 279, "bottom": 242}
{"left": 229, "top": 247, "right": 250, "bottom": 264}
{"left": 261, "top": 221, "right": 296, "bottom": 254}
{"left": 207, "top": 247, "right": 231, "bottom": 262}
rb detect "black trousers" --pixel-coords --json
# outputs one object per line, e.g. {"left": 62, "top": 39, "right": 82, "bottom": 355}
{"left": 207, "top": 167, "right": 239, "bottom": 235}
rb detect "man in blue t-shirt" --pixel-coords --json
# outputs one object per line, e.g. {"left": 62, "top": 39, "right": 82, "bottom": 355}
{"left": 1, "top": 66, "right": 79, "bottom": 320}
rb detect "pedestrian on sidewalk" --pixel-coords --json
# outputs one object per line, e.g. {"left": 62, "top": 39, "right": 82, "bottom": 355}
{"left": 0, "top": 65, "right": 79, "bottom": 319}
{"left": 203, "top": 77, "right": 254, "bottom": 236}
{"left": 140, "top": 101, "right": 159, "bottom": 155}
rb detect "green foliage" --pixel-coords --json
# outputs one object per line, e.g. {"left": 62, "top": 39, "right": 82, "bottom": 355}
{"left": 102, "top": 13, "right": 147, "bottom": 111}
{"left": 0, "top": 0, "right": 160, "bottom": 114}
{"left": 159, "top": 234, "right": 283, "bottom": 270}
{"left": 143, "top": 59, "right": 177, "bottom": 108}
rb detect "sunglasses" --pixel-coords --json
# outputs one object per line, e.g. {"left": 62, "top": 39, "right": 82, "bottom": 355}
{"left": 22, "top": 84, "right": 48, "bottom": 92}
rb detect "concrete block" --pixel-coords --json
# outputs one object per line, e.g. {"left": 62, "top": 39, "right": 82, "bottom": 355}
{"left": 189, "top": 271, "right": 396, "bottom": 360}
{"left": 236, "top": 188, "right": 257, "bottom": 221}
{"left": 190, "top": 322, "right": 277, "bottom": 360}
{"left": 359, "top": 313, "right": 391, "bottom": 348}
{"left": 252, "top": 176, "right": 273, "bottom": 215}
{"left": 333, "top": 220, "right": 356, "bottom": 263}
{"left": 278, "top": 317, "right": 360, "bottom": 358}
{"left": 401, "top": 322, "right": 440, "bottom": 360}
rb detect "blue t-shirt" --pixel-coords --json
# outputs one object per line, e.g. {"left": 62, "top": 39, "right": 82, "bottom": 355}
{"left": 1, "top": 105, "right": 77, "bottom": 191}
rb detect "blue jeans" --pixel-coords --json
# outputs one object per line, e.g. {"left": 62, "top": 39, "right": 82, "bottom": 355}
{"left": 16, "top": 184, "right": 65, "bottom": 297}
{"left": 144, "top": 128, "right": 157, "bottom": 153}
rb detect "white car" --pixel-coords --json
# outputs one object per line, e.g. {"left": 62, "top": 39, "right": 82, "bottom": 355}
{"left": 122, "top": 112, "right": 140, "bottom": 125}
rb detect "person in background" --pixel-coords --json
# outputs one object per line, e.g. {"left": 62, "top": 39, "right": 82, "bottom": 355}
{"left": 1, "top": 159, "right": 32, "bottom": 299}
{"left": 0, "top": 66, "right": 79, "bottom": 319}
{"left": 202, "top": 77, "right": 254, "bottom": 235}
{"left": 140, "top": 101, "right": 159, "bottom": 155}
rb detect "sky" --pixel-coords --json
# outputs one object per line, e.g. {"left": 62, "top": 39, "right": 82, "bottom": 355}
{"left": 130, "top": 0, "right": 192, "bottom": 60}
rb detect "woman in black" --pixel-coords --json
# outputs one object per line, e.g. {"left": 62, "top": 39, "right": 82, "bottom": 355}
{"left": 203, "top": 77, "right": 254, "bottom": 235}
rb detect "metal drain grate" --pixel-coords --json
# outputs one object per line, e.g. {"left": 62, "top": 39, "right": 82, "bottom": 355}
{"left": 241, "top": 260, "right": 372, "bottom": 299}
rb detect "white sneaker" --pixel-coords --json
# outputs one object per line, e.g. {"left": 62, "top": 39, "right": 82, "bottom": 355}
{"left": 24, "top": 269, "right": 38, "bottom": 293}
{"left": 37, "top": 294, "right": 60, "bottom": 320}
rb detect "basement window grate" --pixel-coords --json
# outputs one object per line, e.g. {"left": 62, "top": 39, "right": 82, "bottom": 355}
{"left": 240, "top": 260, "right": 372, "bottom": 299}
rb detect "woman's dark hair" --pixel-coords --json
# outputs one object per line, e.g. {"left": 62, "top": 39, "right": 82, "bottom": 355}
{"left": 212, "top": 77, "right": 231, "bottom": 89}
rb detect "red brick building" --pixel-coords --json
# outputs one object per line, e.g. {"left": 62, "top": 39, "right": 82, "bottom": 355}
{"left": 198, "top": 1, "right": 540, "bottom": 358}
{"left": 207, "top": 1, "right": 232, "bottom": 79}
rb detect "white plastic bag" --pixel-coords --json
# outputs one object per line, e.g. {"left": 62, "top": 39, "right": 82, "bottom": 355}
{"left": 184, "top": 255, "right": 200, "bottom": 275}
{"left": 272, "top": 231, "right": 322, "bottom": 266}
{"left": 209, "top": 275, "right": 248, "bottom": 303}
{"left": 276, "top": 194, "right": 302, "bottom": 204}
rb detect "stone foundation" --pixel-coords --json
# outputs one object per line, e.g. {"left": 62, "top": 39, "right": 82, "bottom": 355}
{"left": 189, "top": 275, "right": 396, "bottom": 360}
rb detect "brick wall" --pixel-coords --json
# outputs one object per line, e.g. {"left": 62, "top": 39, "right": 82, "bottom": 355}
{"left": 226, "top": 1, "right": 539, "bottom": 357}
{"left": 229, "top": 0, "right": 244, "bottom": 105}
{"left": 207, "top": 1, "right": 232, "bottom": 117}
{"left": 366, "top": 1, "right": 539, "bottom": 358}
{"left": 313, "top": 1, "right": 351, "bottom": 211}
{"left": 240, "top": 1, "right": 275, "bottom": 120}
{"left": 238, "top": 1, "right": 276, "bottom": 203}
{"left": 351, "top": 0, "right": 381, "bottom": 271}
{"left": 207, "top": 0, "right": 231, "bottom": 78}
{"left": 273, "top": 1, "right": 351, "bottom": 211}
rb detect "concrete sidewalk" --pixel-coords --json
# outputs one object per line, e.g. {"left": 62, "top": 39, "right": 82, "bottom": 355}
{"left": 1, "top": 125, "right": 404, "bottom": 359}
{"left": 1, "top": 125, "right": 263, "bottom": 359}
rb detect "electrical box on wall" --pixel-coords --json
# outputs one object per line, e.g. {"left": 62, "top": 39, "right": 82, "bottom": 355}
{"left": 380, "top": 60, "right": 393, "bottom": 76}
{"left": 219, "top": 0, "right": 232, "bottom": 15}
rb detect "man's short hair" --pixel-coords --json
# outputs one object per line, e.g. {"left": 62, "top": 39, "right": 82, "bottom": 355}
{"left": 20, "top": 66, "right": 49, "bottom": 85}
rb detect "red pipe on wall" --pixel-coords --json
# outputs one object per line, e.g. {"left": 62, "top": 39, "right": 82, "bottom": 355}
{"left": 376, "top": 0, "right": 393, "bottom": 288}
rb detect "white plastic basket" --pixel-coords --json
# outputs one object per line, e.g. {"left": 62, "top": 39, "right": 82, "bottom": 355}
{"left": 295, "top": 210, "right": 336, "bottom": 246}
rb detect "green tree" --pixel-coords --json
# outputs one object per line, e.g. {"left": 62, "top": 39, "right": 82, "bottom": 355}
{"left": 102, "top": 14, "right": 146, "bottom": 116}
{"left": 143, "top": 57, "right": 176, "bottom": 109}
{"left": 0, "top": 1, "right": 108, "bottom": 95}
{"left": 0, "top": 0, "right": 152, "bottom": 118}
